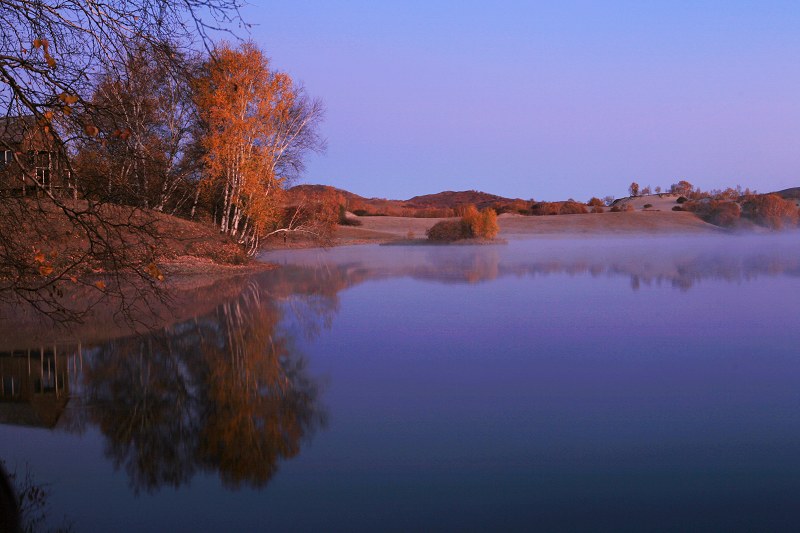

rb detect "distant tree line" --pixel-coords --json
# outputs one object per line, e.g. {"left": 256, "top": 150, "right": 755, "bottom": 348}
{"left": 342, "top": 178, "right": 799, "bottom": 229}
{"left": 620, "top": 179, "right": 798, "bottom": 229}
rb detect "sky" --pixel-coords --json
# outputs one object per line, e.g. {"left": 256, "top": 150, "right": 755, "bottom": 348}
{"left": 240, "top": 1, "right": 800, "bottom": 201}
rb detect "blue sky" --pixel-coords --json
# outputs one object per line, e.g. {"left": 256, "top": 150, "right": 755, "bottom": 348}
{"left": 242, "top": 1, "right": 800, "bottom": 200}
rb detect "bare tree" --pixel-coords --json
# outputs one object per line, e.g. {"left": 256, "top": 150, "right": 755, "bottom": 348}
{"left": 0, "top": 0, "right": 243, "bottom": 325}
{"left": 75, "top": 42, "right": 203, "bottom": 214}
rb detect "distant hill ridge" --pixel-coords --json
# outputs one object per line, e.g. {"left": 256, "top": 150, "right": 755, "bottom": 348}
{"left": 288, "top": 185, "right": 522, "bottom": 212}
{"left": 289, "top": 185, "right": 518, "bottom": 204}
{"left": 288, "top": 183, "right": 800, "bottom": 213}
{"left": 403, "top": 190, "right": 516, "bottom": 209}
{"left": 776, "top": 187, "right": 800, "bottom": 199}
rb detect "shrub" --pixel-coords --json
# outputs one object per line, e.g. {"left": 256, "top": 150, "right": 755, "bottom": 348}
{"left": 676, "top": 196, "right": 688, "bottom": 204}
{"left": 508, "top": 199, "right": 529, "bottom": 213}
{"left": 462, "top": 205, "right": 499, "bottom": 239}
{"left": 352, "top": 209, "right": 369, "bottom": 216}
{"left": 426, "top": 207, "right": 499, "bottom": 241}
{"left": 460, "top": 204, "right": 480, "bottom": 228}
{"left": 611, "top": 203, "right": 634, "bottom": 212}
{"left": 476, "top": 208, "right": 499, "bottom": 239}
{"left": 643, "top": 203, "right": 653, "bottom": 209}
{"left": 710, "top": 202, "right": 742, "bottom": 227}
{"left": 686, "top": 200, "right": 741, "bottom": 227}
{"left": 530, "top": 201, "right": 559, "bottom": 216}
{"left": 672, "top": 205, "right": 684, "bottom": 211}
{"left": 559, "top": 201, "right": 588, "bottom": 215}
{"left": 587, "top": 197, "right": 605, "bottom": 207}
{"left": 426, "top": 220, "right": 472, "bottom": 241}
{"left": 591, "top": 206, "right": 604, "bottom": 213}
{"left": 530, "top": 201, "right": 588, "bottom": 216}
{"left": 454, "top": 204, "right": 477, "bottom": 217}
{"left": 742, "top": 194, "right": 799, "bottom": 229}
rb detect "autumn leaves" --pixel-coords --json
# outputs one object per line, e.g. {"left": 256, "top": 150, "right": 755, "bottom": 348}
{"left": 195, "top": 42, "right": 324, "bottom": 254}
{"left": 197, "top": 43, "right": 295, "bottom": 253}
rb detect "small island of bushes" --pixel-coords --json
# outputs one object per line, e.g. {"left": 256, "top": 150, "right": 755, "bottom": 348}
{"left": 425, "top": 205, "right": 499, "bottom": 242}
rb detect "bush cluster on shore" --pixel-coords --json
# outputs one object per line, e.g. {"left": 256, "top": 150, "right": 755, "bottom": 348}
{"left": 685, "top": 194, "right": 798, "bottom": 229}
{"left": 529, "top": 201, "right": 589, "bottom": 216}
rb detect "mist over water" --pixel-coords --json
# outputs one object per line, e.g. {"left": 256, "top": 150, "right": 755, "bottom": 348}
{"left": 2, "top": 234, "right": 800, "bottom": 530}
{"left": 265, "top": 233, "right": 800, "bottom": 290}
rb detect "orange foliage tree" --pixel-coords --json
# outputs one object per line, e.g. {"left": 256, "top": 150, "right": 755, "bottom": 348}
{"left": 743, "top": 194, "right": 799, "bottom": 229}
{"left": 587, "top": 197, "right": 604, "bottom": 207}
{"left": 427, "top": 205, "right": 499, "bottom": 241}
{"left": 195, "top": 42, "right": 324, "bottom": 254}
{"left": 686, "top": 200, "right": 742, "bottom": 227}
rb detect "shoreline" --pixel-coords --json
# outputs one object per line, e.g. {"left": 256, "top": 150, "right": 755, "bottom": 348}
{"left": 260, "top": 210, "right": 729, "bottom": 254}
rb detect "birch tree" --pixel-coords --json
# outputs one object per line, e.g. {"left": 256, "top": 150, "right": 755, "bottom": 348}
{"left": 75, "top": 43, "right": 202, "bottom": 214}
{"left": 195, "top": 42, "right": 324, "bottom": 254}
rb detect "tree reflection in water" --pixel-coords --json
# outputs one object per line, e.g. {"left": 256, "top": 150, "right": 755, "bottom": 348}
{"left": 5, "top": 237, "right": 800, "bottom": 497}
{"left": 72, "top": 278, "right": 328, "bottom": 493}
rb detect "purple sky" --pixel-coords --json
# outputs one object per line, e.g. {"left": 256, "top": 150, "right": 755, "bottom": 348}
{"left": 243, "top": 1, "right": 800, "bottom": 201}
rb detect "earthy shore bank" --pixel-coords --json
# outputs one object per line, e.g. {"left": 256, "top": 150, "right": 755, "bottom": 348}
{"left": 269, "top": 210, "right": 724, "bottom": 251}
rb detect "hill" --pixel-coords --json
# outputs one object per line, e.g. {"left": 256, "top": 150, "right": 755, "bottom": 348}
{"left": 285, "top": 183, "right": 800, "bottom": 236}
{"left": 288, "top": 185, "right": 526, "bottom": 217}
{"left": 287, "top": 184, "right": 367, "bottom": 203}
{"left": 775, "top": 187, "right": 800, "bottom": 206}
{"left": 403, "top": 190, "right": 519, "bottom": 210}
{"left": 775, "top": 187, "right": 800, "bottom": 198}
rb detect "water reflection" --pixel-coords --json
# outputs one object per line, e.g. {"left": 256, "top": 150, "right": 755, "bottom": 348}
{"left": 266, "top": 234, "right": 800, "bottom": 291}
{"left": 1, "top": 277, "right": 332, "bottom": 494}
{"left": 81, "top": 287, "right": 323, "bottom": 491}
{"left": 0, "top": 346, "right": 72, "bottom": 428}
{"left": 1, "top": 234, "right": 799, "bottom": 504}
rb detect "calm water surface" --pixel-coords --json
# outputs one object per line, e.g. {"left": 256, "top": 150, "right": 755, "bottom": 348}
{"left": 1, "top": 235, "right": 800, "bottom": 531}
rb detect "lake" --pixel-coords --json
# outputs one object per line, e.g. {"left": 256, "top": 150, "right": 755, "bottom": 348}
{"left": 2, "top": 234, "right": 800, "bottom": 531}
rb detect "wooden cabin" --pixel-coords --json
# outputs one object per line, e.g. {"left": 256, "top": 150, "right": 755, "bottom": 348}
{"left": 0, "top": 115, "right": 75, "bottom": 197}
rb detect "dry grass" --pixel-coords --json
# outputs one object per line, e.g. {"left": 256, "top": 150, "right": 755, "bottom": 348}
{"left": 326, "top": 210, "right": 721, "bottom": 244}
{"left": 2, "top": 198, "right": 248, "bottom": 274}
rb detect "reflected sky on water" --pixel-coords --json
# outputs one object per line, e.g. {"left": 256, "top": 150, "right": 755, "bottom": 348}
{"left": 1, "top": 234, "right": 800, "bottom": 531}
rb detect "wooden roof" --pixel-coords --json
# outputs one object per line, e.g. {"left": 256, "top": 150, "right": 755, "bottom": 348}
{"left": 0, "top": 115, "right": 57, "bottom": 152}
